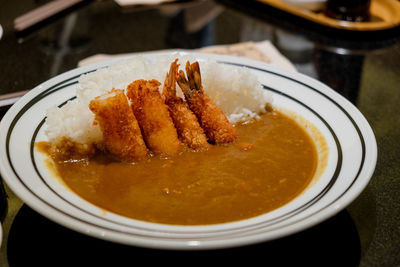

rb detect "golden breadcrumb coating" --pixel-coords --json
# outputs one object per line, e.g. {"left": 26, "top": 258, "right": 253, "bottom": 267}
{"left": 177, "top": 61, "right": 237, "bottom": 144}
{"left": 89, "top": 89, "right": 148, "bottom": 162}
{"left": 162, "top": 59, "right": 209, "bottom": 150}
{"left": 127, "top": 79, "right": 182, "bottom": 157}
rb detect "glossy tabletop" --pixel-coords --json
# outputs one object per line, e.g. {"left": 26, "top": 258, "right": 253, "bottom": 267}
{"left": 0, "top": 0, "right": 399, "bottom": 266}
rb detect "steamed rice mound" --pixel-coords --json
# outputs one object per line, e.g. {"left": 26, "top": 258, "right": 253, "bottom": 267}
{"left": 45, "top": 55, "right": 272, "bottom": 153}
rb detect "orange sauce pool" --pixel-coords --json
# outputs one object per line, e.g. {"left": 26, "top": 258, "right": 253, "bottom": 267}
{"left": 38, "top": 110, "right": 318, "bottom": 225}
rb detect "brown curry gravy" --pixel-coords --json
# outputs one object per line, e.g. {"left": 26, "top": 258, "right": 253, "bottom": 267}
{"left": 38, "top": 110, "right": 318, "bottom": 225}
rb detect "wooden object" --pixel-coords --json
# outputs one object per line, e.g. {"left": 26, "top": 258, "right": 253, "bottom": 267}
{"left": 256, "top": 0, "right": 400, "bottom": 31}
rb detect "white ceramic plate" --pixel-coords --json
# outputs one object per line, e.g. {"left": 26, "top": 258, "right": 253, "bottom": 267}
{"left": 0, "top": 52, "right": 377, "bottom": 250}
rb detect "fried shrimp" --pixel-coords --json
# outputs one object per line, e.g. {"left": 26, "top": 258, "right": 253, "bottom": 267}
{"left": 127, "top": 79, "right": 182, "bottom": 157}
{"left": 162, "top": 59, "right": 209, "bottom": 150}
{"left": 89, "top": 89, "right": 148, "bottom": 162}
{"left": 177, "top": 61, "right": 237, "bottom": 144}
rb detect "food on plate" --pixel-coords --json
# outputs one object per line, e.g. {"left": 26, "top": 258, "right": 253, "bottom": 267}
{"left": 39, "top": 55, "right": 324, "bottom": 225}
{"left": 38, "top": 109, "right": 318, "bottom": 225}
{"left": 126, "top": 79, "right": 182, "bottom": 157}
{"left": 45, "top": 55, "right": 270, "bottom": 159}
{"left": 88, "top": 89, "right": 148, "bottom": 162}
{"left": 177, "top": 61, "right": 237, "bottom": 144}
{"left": 162, "top": 59, "right": 209, "bottom": 150}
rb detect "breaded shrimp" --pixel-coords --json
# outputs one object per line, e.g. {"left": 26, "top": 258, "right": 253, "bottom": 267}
{"left": 89, "top": 89, "right": 148, "bottom": 162}
{"left": 126, "top": 79, "right": 182, "bottom": 157}
{"left": 176, "top": 61, "right": 237, "bottom": 144}
{"left": 162, "top": 59, "right": 209, "bottom": 150}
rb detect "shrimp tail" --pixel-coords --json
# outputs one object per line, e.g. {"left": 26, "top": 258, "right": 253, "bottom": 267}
{"left": 162, "top": 59, "right": 179, "bottom": 102}
{"left": 186, "top": 61, "right": 202, "bottom": 91}
{"left": 176, "top": 60, "right": 238, "bottom": 144}
{"left": 164, "top": 59, "right": 209, "bottom": 150}
{"left": 176, "top": 69, "right": 193, "bottom": 99}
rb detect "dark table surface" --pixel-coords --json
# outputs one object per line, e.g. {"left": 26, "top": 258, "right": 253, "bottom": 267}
{"left": 1, "top": 0, "right": 400, "bottom": 266}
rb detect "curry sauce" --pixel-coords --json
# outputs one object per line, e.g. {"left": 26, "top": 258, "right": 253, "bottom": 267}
{"left": 38, "top": 110, "right": 318, "bottom": 225}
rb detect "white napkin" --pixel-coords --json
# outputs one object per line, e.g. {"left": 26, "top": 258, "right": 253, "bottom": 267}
{"left": 77, "top": 40, "right": 296, "bottom": 72}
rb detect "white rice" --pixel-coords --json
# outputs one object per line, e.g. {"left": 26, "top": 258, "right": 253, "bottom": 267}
{"left": 45, "top": 55, "right": 272, "bottom": 146}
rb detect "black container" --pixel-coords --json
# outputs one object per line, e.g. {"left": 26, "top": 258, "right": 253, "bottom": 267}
{"left": 324, "top": 0, "right": 371, "bottom": 22}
